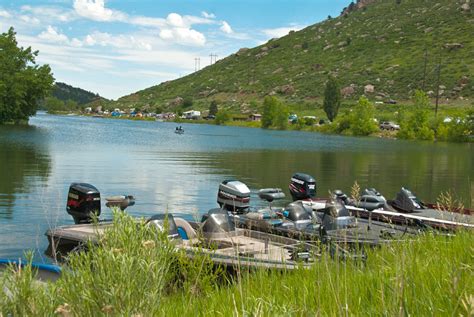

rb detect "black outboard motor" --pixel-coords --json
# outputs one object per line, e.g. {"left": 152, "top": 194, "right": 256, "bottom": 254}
{"left": 289, "top": 173, "right": 316, "bottom": 201}
{"left": 391, "top": 188, "right": 425, "bottom": 212}
{"left": 66, "top": 183, "right": 101, "bottom": 224}
{"left": 147, "top": 214, "right": 180, "bottom": 239}
{"left": 333, "top": 190, "right": 350, "bottom": 205}
{"left": 202, "top": 209, "right": 235, "bottom": 234}
{"left": 217, "top": 180, "right": 250, "bottom": 213}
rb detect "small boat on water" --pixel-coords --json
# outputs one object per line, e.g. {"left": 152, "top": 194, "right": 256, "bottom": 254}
{"left": 175, "top": 126, "right": 184, "bottom": 134}
{"left": 0, "top": 259, "right": 61, "bottom": 282}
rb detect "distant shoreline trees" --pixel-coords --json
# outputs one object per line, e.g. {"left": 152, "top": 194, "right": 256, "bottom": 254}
{"left": 0, "top": 27, "right": 54, "bottom": 124}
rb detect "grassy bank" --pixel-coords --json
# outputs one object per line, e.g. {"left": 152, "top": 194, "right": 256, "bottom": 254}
{"left": 1, "top": 212, "right": 473, "bottom": 316}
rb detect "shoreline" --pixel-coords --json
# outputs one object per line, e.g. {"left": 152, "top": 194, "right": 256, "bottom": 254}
{"left": 45, "top": 111, "right": 472, "bottom": 144}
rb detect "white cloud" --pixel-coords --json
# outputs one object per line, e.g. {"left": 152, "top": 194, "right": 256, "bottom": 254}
{"left": 38, "top": 26, "right": 69, "bottom": 43}
{"left": 19, "top": 15, "right": 41, "bottom": 25}
{"left": 261, "top": 25, "right": 305, "bottom": 39}
{"left": 73, "top": 0, "right": 126, "bottom": 22}
{"left": 153, "top": 13, "right": 207, "bottom": 46}
{"left": 220, "top": 21, "right": 233, "bottom": 34}
{"left": 201, "top": 11, "right": 215, "bottom": 19}
{"left": 129, "top": 16, "right": 166, "bottom": 28}
{"left": 82, "top": 31, "right": 152, "bottom": 50}
{"left": 20, "top": 5, "right": 76, "bottom": 23}
{"left": 159, "top": 27, "right": 206, "bottom": 46}
{"left": 0, "top": 9, "right": 12, "bottom": 18}
{"left": 166, "top": 13, "right": 184, "bottom": 27}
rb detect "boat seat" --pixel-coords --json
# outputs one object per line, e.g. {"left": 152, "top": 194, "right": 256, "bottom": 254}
{"left": 258, "top": 188, "right": 285, "bottom": 202}
{"left": 174, "top": 217, "right": 197, "bottom": 240}
{"left": 105, "top": 195, "right": 135, "bottom": 210}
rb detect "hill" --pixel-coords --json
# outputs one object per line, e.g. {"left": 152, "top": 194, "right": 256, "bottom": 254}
{"left": 112, "top": 0, "right": 473, "bottom": 113}
{"left": 52, "top": 82, "right": 106, "bottom": 105}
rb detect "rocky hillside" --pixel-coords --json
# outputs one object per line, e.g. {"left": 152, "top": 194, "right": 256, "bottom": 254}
{"left": 113, "top": 0, "right": 473, "bottom": 112}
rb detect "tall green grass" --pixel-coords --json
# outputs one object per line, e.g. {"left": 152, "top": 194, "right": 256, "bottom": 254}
{"left": 1, "top": 212, "right": 472, "bottom": 316}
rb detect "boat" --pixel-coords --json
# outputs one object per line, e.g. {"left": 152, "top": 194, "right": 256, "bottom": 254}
{"left": 45, "top": 183, "right": 336, "bottom": 269}
{"left": 288, "top": 173, "right": 474, "bottom": 231}
{"left": 0, "top": 259, "right": 61, "bottom": 282}
{"left": 214, "top": 179, "right": 421, "bottom": 247}
{"left": 175, "top": 126, "right": 184, "bottom": 134}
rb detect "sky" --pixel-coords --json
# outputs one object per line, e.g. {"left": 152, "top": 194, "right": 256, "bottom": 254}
{"left": 0, "top": 0, "right": 350, "bottom": 99}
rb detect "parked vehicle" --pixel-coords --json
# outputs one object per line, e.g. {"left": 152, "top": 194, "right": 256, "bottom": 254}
{"left": 379, "top": 121, "right": 400, "bottom": 130}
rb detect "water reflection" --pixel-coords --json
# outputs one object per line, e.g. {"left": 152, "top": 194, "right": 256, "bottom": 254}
{"left": 193, "top": 147, "right": 473, "bottom": 208}
{"left": 0, "top": 125, "right": 51, "bottom": 218}
{"left": 0, "top": 113, "right": 472, "bottom": 260}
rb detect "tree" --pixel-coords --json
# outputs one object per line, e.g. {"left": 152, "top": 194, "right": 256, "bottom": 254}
{"left": 348, "top": 97, "right": 378, "bottom": 136}
{"left": 261, "top": 96, "right": 276, "bottom": 128}
{"left": 398, "top": 90, "right": 434, "bottom": 140}
{"left": 44, "top": 96, "right": 64, "bottom": 113}
{"left": 261, "top": 96, "right": 289, "bottom": 130}
{"left": 323, "top": 76, "right": 341, "bottom": 122}
{"left": 182, "top": 97, "right": 193, "bottom": 109}
{"left": 215, "top": 109, "right": 231, "bottom": 125}
{"left": 0, "top": 27, "right": 54, "bottom": 124}
{"left": 209, "top": 100, "right": 218, "bottom": 116}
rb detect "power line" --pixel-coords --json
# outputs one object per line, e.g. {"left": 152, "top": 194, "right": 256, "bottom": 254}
{"left": 209, "top": 53, "right": 218, "bottom": 65}
{"left": 194, "top": 57, "right": 201, "bottom": 71}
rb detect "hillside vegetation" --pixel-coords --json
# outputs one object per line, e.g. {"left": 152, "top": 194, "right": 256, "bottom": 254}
{"left": 109, "top": 0, "right": 473, "bottom": 113}
{"left": 52, "top": 82, "right": 105, "bottom": 105}
{"left": 43, "top": 82, "right": 107, "bottom": 113}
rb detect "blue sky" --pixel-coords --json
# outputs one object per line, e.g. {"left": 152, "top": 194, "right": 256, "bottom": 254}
{"left": 0, "top": 0, "right": 349, "bottom": 99}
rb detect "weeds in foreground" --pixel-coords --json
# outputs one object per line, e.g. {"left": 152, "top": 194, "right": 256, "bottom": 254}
{"left": 1, "top": 212, "right": 473, "bottom": 316}
{"left": 436, "top": 190, "right": 465, "bottom": 214}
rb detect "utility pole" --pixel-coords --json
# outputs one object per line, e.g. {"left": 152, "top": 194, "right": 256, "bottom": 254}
{"left": 209, "top": 53, "right": 218, "bottom": 65}
{"left": 194, "top": 57, "right": 201, "bottom": 71}
{"left": 422, "top": 49, "right": 428, "bottom": 92}
{"left": 434, "top": 59, "right": 442, "bottom": 118}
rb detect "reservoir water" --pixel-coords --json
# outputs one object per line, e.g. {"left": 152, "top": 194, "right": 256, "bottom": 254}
{"left": 0, "top": 113, "right": 472, "bottom": 261}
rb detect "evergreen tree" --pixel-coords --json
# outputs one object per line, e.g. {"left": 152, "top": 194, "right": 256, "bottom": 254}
{"left": 0, "top": 27, "right": 54, "bottom": 124}
{"left": 209, "top": 100, "right": 218, "bottom": 116}
{"left": 261, "top": 96, "right": 276, "bottom": 128}
{"left": 323, "top": 76, "right": 341, "bottom": 122}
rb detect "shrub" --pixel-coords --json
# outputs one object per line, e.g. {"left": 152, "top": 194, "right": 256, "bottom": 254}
{"left": 398, "top": 90, "right": 434, "bottom": 141}
{"left": 261, "top": 96, "right": 289, "bottom": 129}
{"left": 215, "top": 109, "right": 231, "bottom": 125}
{"left": 348, "top": 97, "right": 379, "bottom": 136}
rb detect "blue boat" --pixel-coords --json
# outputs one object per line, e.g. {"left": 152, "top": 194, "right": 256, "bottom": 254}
{"left": 0, "top": 259, "right": 61, "bottom": 282}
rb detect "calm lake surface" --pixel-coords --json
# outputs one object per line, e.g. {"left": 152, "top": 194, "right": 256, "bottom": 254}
{"left": 1, "top": 113, "right": 473, "bottom": 262}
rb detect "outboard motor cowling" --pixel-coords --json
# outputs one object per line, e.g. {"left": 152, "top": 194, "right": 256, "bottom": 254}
{"left": 391, "top": 188, "right": 425, "bottom": 212}
{"left": 217, "top": 180, "right": 250, "bottom": 213}
{"left": 202, "top": 209, "right": 235, "bottom": 233}
{"left": 333, "top": 190, "right": 350, "bottom": 205}
{"left": 284, "top": 202, "right": 312, "bottom": 222}
{"left": 66, "top": 183, "right": 101, "bottom": 224}
{"left": 289, "top": 173, "right": 316, "bottom": 201}
{"left": 320, "top": 200, "right": 356, "bottom": 230}
{"left": 147, "top": 214, "right": 179, "bottom": 239}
